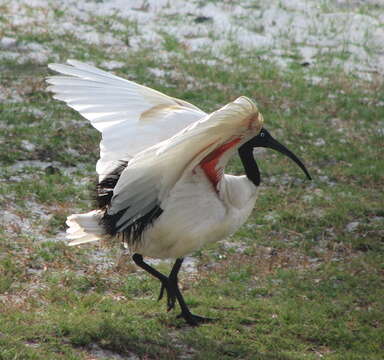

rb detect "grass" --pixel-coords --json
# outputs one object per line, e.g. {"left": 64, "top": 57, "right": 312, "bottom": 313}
{"left": 1, "top": 1, "right": 384, "bottom": 359}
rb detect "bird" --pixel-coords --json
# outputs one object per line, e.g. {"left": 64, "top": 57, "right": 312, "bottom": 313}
{"left": 47, "top": 60, "right": 311, "bottom": 325}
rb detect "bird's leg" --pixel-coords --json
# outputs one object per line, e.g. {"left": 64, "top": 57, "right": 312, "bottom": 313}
{"left": 132, "top": 254, "right": 212, "bottom": 325}
{"left": 163, "top": 258, "right": 213, "bottom": 326}
{"left": 158, "top": 258, "right": 183, "bottom": 311}
{"left": 132, "top": 253, "right": 169, "bottom": 295}
{"left": 132, "top": 253, "right": 176, "bottom": 311}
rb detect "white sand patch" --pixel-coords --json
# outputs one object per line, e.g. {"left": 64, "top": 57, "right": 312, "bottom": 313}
{"left": 184, "top": 37, "right": 212, "bottom": 52}
{"left": 144, "top": 256, "right": 198, "bottom": 275}
{"left": 0, "top": 37, "right": 17, "bottom": 48}
{"left": 304, "top": 75, "right": 324, "bottom": 85}
{"left": 100, "top": 60, "right": 125, "bottom": 70}
{"left": 28, "top": 108, "right": 45, "bottom": 118}
{"left": 148, "top": 68, "right": 166, "bottom": 77}
{"left": 110, "top": 21, "right": 127, "bottom": 32}
{"left": 0, "top": 85, "right": 23, "bottom": 103}
{"left": 299, "top": 46, "right": 318, "bottom": 64}
{"left": 0, "top": 205, "right": 50, "bottom": 241}
{"left": 21, "top": 140, "right": 36, "bottom": 152}
{"left": 9, "top": 160, "right": 60, "bottom": 171}
{"left": 0, "top": 51, "right": 20, "bottom": 62}
{"left": 0, "top": 38, "right": 54, "bottom": 64}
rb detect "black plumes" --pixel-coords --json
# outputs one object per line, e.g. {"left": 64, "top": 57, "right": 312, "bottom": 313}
{"left": 101, "top": 205, "right": 163, "bottom": 246}
{"left": 96, "top": 160, "right": 163, "bottom": 245}
{"left": 96, "top": 161, "right": 128, "bottom": 208}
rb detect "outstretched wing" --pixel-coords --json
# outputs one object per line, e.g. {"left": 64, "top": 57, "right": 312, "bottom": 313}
{"left": 47, "top": 60, "right": 206, "bottom": 180}
{"left": 103, "top": 97, "right": 263, "bottom": 241}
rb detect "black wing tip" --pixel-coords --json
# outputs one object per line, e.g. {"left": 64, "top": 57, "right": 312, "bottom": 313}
{"left": 96, "top": 160, "right": 162, "bottom": 246}
{"left": 101, "top": 204, "right": 163, "bottom": 245}
{"left": 95, "top": 160, "right": 129, "bottom": 209}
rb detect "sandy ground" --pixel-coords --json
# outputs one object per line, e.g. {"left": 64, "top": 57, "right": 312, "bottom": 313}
{"left": 1, "top": 0, "right": 384, "bottom": 81}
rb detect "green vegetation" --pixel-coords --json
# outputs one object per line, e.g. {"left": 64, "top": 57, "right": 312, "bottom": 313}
{"left": 0, "top": 1, "right": 383, "bottom": 359}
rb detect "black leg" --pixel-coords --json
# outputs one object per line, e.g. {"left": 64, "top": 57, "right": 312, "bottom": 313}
{"left": 132, "top": 253, "right": 168, "bottom": 282}
{"left": 132, "top": 253, "right": 213, "bottom": 326}
{"left": 163, "top": 258, "right": 212, "bottom": 325}
{"left": 173, "top": 284, "right": 213, "bottom": 326}
{"left": 158, "top": 258, "right": 183, "bottom": 311}
{"left": 132, "top": 253, "right": 177, "bottom": 312}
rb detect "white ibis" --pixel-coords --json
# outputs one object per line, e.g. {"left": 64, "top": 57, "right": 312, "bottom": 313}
{"left": 47, "top": 60, "right": 311, "bottom": 325}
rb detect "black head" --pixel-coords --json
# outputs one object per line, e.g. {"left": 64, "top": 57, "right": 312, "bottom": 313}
{"left": 238, "top": 128, "right": 312, "bottom": 186}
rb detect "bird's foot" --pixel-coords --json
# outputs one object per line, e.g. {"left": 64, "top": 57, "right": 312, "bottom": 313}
{"left": 157, "top": 280, "right": 177, "bottom": 312}
{"left": 177, "top": 312, "right": 214, "bottom": 326}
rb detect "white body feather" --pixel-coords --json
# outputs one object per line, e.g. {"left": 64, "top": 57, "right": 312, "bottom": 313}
{"left": 138, "top": 172, "right": 257, "bottom": 259}
{"left": 48, "top": 60, "right": 264, "bottom": 259}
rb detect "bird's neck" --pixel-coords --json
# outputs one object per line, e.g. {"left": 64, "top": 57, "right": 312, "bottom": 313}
{"left": 238, "top": 145, "right": 260, "bottom": 187}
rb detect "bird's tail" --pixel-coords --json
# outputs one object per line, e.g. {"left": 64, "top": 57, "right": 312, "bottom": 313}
{"left": 66, "top": 210, "right": 105, "bottom": 245}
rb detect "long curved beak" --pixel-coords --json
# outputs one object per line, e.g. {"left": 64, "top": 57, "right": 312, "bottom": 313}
{"left": 263, "top": 137, "right": 312, "bottom": 180}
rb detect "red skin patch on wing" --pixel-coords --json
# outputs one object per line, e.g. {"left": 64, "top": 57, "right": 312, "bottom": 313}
{"left": 200, "top": 138, "right": 241, "bottom": 189}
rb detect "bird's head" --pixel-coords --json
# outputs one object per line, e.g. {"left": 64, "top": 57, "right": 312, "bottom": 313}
{"left": 238, "top": 128, "right": 312, "bottom": 186}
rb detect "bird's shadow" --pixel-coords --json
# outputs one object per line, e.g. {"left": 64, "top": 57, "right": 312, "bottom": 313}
{"left": 77, "top": 312, "right": 298, "bottom": 360}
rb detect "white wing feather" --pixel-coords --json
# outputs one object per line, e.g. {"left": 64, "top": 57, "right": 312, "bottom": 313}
{"left": 108, "top": 97, "right": 263, "bottom": 225}
{"left": 47, "top": 60, "right": 206, "bottom": 180}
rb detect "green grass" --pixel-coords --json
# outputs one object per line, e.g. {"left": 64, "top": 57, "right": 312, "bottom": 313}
{"left": 1, "top": 1, "right": 383, "bottom": 359}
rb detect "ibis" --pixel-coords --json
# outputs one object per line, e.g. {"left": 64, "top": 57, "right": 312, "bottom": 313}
{"left": 47, "top": 60, "right": 311, "bottom": 325}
